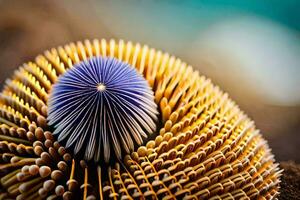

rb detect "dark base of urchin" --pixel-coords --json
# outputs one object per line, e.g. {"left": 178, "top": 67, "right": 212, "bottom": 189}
{"left": 278, "top": 161, "right": 300, "bottom": 200}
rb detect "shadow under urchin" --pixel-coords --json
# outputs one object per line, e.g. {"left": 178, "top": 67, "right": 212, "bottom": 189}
{"left": 47, "top": 56, "right": 159, "bottom": 164}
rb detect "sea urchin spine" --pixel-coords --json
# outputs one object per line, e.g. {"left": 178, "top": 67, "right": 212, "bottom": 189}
{"left": 0, "top": 39, "right": 282, "bottom": 200}
{"left": 47, "top": 56, "right": 158, "bottom": 163}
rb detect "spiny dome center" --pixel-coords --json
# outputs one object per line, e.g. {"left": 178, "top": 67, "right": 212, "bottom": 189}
{"left": 47, "top": 56, "right": 158, "bottom": 163}
{"left": 97, "top": 83, "right": 106, "bottom": 92}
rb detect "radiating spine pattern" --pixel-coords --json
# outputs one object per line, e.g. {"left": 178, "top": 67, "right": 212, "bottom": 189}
{"left": 0, "top": 39, "right": 282, "bottom": 200}
{"left": 48, "top": 56, "right": 158, "bottom": 163}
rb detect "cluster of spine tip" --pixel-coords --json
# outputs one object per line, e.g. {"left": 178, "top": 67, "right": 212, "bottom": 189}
{"left": 0, "top": 122, "right": 76, "bottom": 200}
{"left": 0, "top": 39, "right": 282, "bottom": 200}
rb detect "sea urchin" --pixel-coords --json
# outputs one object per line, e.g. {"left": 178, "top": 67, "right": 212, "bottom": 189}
{"left": 0, "top": 39, "right": 282, "bottom": 200}
{"left": 47, "top": 56, "right": 158, "bottom": 163}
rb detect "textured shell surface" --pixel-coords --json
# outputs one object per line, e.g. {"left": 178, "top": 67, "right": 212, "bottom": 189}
{"left": 0, "top": 39, "right": 282, "bottom": 200}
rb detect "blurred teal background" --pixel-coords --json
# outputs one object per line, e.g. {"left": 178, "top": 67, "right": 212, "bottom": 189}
{"left": 82, "top": 0, "right": 300, "bottom": 52}
{"left": 0, "top": 0, "right": 299, "bottom": 162}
